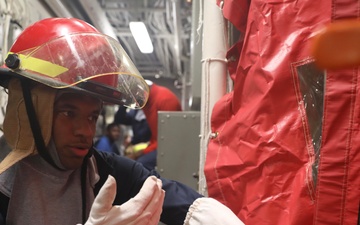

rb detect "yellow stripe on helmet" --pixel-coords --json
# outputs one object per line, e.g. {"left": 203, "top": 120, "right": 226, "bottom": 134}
{"left": 9, "top": 52, "right": 69, "bottom": 77}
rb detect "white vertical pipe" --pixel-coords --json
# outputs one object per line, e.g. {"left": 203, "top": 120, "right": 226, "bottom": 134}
{"left": 198, "top": 0, "right": 228, "bottom": 196}
{"left": 189, "top": 0, "right": 203, "bottom": 111}
{"left": 171, "top": 0, "right": 182, "bottom": 77}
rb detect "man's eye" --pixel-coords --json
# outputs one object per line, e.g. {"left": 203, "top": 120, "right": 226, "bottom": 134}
{"left": 62, "top": 111, "right": 74, "bottom": 117}
{"left": 88, "top": 115, "right": 99, "bottom": 122}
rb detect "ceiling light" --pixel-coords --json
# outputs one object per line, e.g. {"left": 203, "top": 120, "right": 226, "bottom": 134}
{"left": 129, "top": 22, "right": 154, "bottom": 54}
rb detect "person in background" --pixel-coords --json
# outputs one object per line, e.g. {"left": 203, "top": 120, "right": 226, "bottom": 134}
{"left": 94, "top": 122, "right": 121, "bottom": 154}
{"left": 114, "top": 106, "right": 151, "bottom": 159}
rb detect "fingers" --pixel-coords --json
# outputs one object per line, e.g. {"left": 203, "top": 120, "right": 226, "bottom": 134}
{"left": 86, "top": 175, "right": 164, "bottom": 225}
{"left": 148, "top": 189, "right": 165, "bottom": 225}
{"left": 118, "top": 175, "right": 163, "bottom": 215}
{"left": 132, "top": 176, "right": 162, "bottom": 207}
{"left": 141, "top": 178, "right": 164, "bottom": 214}
{"left": 91, "top": 175, "right": 117, "bottom": 214}
{"left": 130, "top": 177, "right": 165, "bottom": 225}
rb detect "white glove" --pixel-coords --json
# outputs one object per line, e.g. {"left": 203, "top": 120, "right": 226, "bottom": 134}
{"left": 84, "top": 175, "right": 165, "bottom": 225}
{"left": 183, "top": 197, "right": 245, "bottom": 225}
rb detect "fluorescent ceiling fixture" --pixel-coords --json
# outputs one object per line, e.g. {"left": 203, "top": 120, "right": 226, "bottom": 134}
{"left": 129, "top": 22, "right": 154, "bottom": 54}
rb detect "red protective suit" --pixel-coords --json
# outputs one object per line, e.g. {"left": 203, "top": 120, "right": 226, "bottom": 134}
{"left": 142, "top": 83, "right": 182, "bottom": 154}
{"left": 205, "top": 0, "right": 360, "bottom": 225}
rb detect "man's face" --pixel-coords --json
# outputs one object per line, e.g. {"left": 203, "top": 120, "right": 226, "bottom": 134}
{"left": 52, "top": 92, "right": 102, "bottom": 170}
{"left": 109, "top": 125, "right": 121, "bottom": 142}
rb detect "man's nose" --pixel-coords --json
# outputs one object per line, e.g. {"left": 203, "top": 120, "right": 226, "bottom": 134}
{"left": 73, "top": 119, "right": 94, "bottom": 138}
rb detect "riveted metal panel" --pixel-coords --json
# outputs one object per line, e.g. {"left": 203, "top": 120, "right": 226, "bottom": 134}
{"left": 157, "top": 111, "right": 200, "bottom": 190}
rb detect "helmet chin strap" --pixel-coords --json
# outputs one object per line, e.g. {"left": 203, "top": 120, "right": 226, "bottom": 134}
{"left": 20, "top": 79, "right": 64, "bottom": 171}
{"left": 81, "top": 147, "right": 94, "bottom": 223}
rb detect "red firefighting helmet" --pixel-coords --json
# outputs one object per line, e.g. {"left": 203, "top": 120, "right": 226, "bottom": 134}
{"left": 3, "top": 17, "right": 149, "bottom": 108}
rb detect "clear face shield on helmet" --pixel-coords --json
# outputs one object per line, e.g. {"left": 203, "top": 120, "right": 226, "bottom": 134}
{"left": 5, "top": 32, "right": 149, "bottom": 109}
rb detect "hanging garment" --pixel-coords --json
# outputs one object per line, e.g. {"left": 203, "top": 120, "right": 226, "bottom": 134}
{"left": 205, "top": 0, "right": 360, "bottom": 224}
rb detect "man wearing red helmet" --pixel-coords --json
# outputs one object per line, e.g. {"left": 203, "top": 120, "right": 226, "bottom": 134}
{"left": 0, "top": 17, "right": 244, "bottom": 225}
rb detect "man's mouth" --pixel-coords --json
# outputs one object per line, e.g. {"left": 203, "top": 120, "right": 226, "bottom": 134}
{"left": 69, "top": 146, "right": 90, "bottom": 157}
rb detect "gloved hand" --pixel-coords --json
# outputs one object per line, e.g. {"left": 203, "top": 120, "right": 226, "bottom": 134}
{"left": 183, "top": 197, "right": 245, "bottom": 225}
{"left": 84, "top": 175, "right": 165, "bottom": 225}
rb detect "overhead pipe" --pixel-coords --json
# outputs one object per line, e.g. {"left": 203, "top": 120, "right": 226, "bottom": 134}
{"left": 78, "top": 0, "right": 118, "bottom": 40}
{"left": 198, "top": 0, "right": 228, "bottom": 196}
{"left": 43, "top": 0, "right": 73, "bottom": 18}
